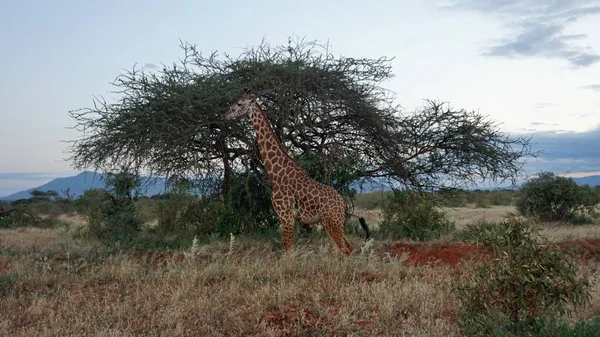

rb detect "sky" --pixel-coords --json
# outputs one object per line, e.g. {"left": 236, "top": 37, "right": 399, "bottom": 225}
{"left": 1, "top": 0, "right": 599, "bottom": 196}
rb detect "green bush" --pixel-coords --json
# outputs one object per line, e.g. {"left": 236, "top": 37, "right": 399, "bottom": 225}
{"left": 155, "top": 184, "right": 197, "bottom": 233}
{"left": 502, "top": 317, "right": 600, "bottom": 337}
{"left": 353, "top": 191, "right": 390, "bottom": 210}
{"left": 0, "top": 274, "right": 16, "bottom": 296}
{"left": 516, "top": 172, "right": 599, "bottom": 223}
{"left": 0, "top": 206, "right": 38, "bottom": 228}
{"left": 488, "top": 189, "right": 515, "bottom": 206}
{"left": 75, "top": 172, "right": 142, "bottom": 242}
{"left": 474, "top": 197, "right": 491, "bottom": 208}
{"left": 222, "top": 172, "right": 278, "bottom": 235}
{"left": 434, "top": 188, "right": 469, "bottom": 208}
{"left": 378, "top": 191, "right": 455, "bottom": 241}
{"left": 455, "top": 215, "right": 591, "bottom": 337}
{"left": 452, "top": 219, "right": 501, "bottom": 242}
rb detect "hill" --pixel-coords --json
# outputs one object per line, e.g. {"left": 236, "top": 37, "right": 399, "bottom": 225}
{"left": 1, "top": 172, "right": 597, "bottom": 202}
{"left": 0, "top": 171, "right": 166, "bottom": 201}
{"left": 572, "top": 175, "right": 600, "bottom": 187}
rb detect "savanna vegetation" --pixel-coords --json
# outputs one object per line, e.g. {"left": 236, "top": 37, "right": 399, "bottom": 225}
{"left": 2, "top": 38, "right": 600, "bottom": 336}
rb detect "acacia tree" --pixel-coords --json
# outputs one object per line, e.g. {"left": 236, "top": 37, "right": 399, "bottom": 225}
{"left": 68, "top": 38, "right": 534, "bottom": 230}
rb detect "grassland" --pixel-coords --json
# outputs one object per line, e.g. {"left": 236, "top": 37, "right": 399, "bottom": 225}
{"left": 1, "top": 205, "right": 600, "bottom": 336}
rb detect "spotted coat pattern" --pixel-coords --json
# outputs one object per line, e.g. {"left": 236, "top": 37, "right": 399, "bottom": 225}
{"left": 225, "top": 89, "right": 354, "bottom": 255}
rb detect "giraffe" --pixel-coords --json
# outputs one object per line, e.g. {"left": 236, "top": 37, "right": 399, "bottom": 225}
{"left": 224, "top": 89, "right": 370, "bottom": 255}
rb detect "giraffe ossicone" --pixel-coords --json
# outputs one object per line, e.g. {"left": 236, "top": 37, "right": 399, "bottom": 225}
{"left": 225, "top": 88, "right": 370, "bottom": 255}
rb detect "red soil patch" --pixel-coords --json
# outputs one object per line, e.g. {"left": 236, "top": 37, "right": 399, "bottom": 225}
{"left": 386, "top": 239, "right": 600, "bottom": 268}
{"left": 263, "top": 302, "right": 375, "bottom": 336}
{"left": 263, "top": 305, "right": 328, "bottom": 336}
{"left": 557, "top": 239, "right": 600, "bottom": 263}
{"left": 386, "top": 242, "right": 488, "bottom": 267}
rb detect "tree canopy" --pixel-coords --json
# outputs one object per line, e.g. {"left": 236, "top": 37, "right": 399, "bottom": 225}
{"left": 69, "top": 38, "right": 534, "bottom": 196}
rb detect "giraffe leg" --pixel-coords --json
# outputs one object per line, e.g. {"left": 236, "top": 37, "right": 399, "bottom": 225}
{"left": 280, "top": 214, "right": 295, "bottom": 253}
{"left": 272, "top": 193, "right": 296, "bottom": 253}
{"left": 343, "top": 236, "right": 353, "bottom": 255}
{"left": 322, "top": 216, "right": 351, "bottom": 256}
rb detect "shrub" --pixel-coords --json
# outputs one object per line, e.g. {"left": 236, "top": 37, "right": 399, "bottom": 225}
{"left": 75, "top": 172, "right": 142, "bottom": 242}
{"left": 434, "top": 188, "right": 468, "bottom": 208}
{"left": 353, "top": 191, "right": 390, "bottom": 209}
{"left": 155, "top": 185, "right": 196, "bottom": 233}
{"left": 455, "top": 215, "right": 591, "bottom": 336}
{"left": 223, "top": 173, "right": 278, "bottom": 234}
{"left": 0, "top": 206, "right": 38, "bottom": 228}
{"left": 474, "top": 197, "right": 491, "bottom": 208}
{"left": 0, "top": 274, "right": 16, "bottom": 296}
{"left": 516, "top": 172, "right": 599, "bottom": 223}
{"left": 488, "top": 189, "right": 515, "bottom": 206}
{"left": 378, "top": 191, "right": 455, "bottom": 240}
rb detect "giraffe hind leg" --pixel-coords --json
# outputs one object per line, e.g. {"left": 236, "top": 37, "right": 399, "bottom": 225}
{"left": 322, "top": 216, "right": 351, "bottom": 256}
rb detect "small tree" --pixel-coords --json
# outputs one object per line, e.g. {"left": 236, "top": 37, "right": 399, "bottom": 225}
{"left": 456, "top": 215, "right": 591, "bottom": 336}
{"left": 379, "top": 191, "right": 454, "bottom": 240}
{"left": 516, "top": 172, "right": 599, "bottom": 223}
{"left": 30, "top": 189, "right": 59, "bottom": 201}
{"left": 75, "top": 171, "right": 142, "bottom": 241}
{"left": 69, "top": 38, "right": 534, "bottom": 234}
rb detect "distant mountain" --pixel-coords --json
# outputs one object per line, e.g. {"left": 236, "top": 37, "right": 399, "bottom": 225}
{"left": 0, "top": 171, "right": 167, "bottom": 201}
{"left": 1, "top": 171, "right": 596, "bottom": 201}
{"left": 1, "top": 171, "right": 392, "bottom": 201}
{"left": 572, "top": 175, "right": 600, "bottom": 187}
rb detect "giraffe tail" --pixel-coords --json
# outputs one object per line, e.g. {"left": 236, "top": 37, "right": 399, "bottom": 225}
{"left": 358, "top": 217, "right": 371, "bottom": 241}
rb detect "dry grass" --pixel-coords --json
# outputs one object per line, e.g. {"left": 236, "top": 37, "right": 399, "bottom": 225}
{"left": 0, "top": 229, "right": 466, "bottom": 337}
{"left": 443, "top": 205, "right": 516, "bottom": 228}
{"left": 1, "top": 205, "right": 600, "bottom": 336}
{"left": 538, "top": 222, "right": 600, "bottom": 242}
{"left": 365, "top": 204, "right": 600, "bottom": 242}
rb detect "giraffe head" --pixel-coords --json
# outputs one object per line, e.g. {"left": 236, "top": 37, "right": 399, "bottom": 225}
{"left": 225, "top": 88, "right": 257, "bottom": 120}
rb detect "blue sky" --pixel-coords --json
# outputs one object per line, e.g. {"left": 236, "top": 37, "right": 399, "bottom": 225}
{"left": 1, "top": 0, "right": 599, "bottom": 196}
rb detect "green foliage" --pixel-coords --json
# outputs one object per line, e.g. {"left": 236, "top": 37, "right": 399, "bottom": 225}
{"left": 430, "top": 188, "right": 517, "bottom": 209}
{"left": 475, "top": 197, "right": 491, "bottom": 208}
{"left": 75, "top": 189, "right": 107, "bottom": 235}
{"left": 516, "top": 172, "right": 599, "bottom": 223}
{"left": 487, "top": 189, "right": 516, "bottom": 206}
{"left": 455, "top": 215, "right": 591, "bottom": 337}
{"left": 296, "top": 151, "right": 362, "bottom": 203}
{"left": 0, "top": 206, "right": 38, "bottom": 228}
{"left": 458, "top": 315, "right": 600, "bottom": 337}
{"left": 0, "top": 274, "right": 16, "bottom": 296}
{"left": 378, "top": 191, "right": 455, "bottom": 240}
{"left": 70, "top": 37, "right": 533, "bottom": 224}
{"left": 353, "top": 191, "right": 391, "bottom": 210}
{"left": 29, "top": 189, "right": 59, "bottom": 201}
{"left": 501, "top": 317, "right": 600, "bottom": 337}
{"left": 222, "top": 172, "right": 277, "bottom": 235}
{"left": 75, "top": 172, "right": 142, "bottom": 242}
{"left": 155, "top": 182, "right": 197, "bottom": 233}
{"left": 434, "top": 188, "right": 469, "bottom": 208}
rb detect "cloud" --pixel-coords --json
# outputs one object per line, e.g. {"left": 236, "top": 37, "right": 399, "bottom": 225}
{"left": 0, "top": 172, "right": 62, "bottom": 180}
{"left": 520, "top": 126, "right": 600, "bottom": 174}
{"left": 533, "top": 103, "right": 557, "bottom": 109}
{"left": 581, "top": 84, "right": 600, "bottom": 91}
{"left": 142, "top": 63, "right": 158, "bottom": 70}
{"left": 445, "top": 0, "right": 600, "bottom": 67}
{"left": 529, "top": 121, "right": 560, "bottom": 126}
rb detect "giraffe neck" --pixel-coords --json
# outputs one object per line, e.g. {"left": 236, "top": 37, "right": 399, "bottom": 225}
{"left": 249, "top": 103, "right": 302, "bottom": 182}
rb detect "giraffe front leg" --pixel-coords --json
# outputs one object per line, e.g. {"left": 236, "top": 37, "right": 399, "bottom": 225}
{"left": 280, "top": 214, "right": 295, "bottom": 253}
{"left": 272, "top": 192, "right": 296, "bottom": 253}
